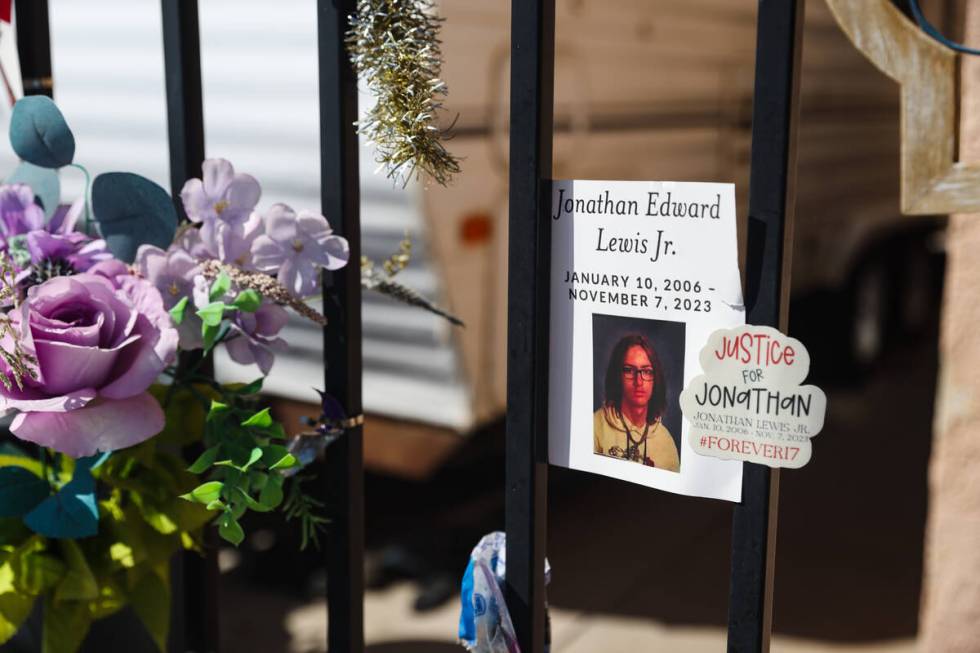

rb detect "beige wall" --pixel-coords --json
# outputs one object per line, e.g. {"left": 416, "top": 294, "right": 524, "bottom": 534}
{"left": 920, "top": 2, "right": 980, "bottom": 650}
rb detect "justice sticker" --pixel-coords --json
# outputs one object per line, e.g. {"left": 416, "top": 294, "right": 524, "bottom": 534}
{"left": 680, "top": 325, "right": 827, "bottom": 469}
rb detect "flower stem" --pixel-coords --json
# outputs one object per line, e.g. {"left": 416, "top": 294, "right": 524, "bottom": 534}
{"left": 68, "top": 163, "right": 92, "bottom": 235}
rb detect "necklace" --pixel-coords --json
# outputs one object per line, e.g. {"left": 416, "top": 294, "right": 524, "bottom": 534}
{"left": 619, "top": 413, "right": 650, "bottom": 463}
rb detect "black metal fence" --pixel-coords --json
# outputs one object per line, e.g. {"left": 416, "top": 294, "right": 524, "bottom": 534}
{"left": 13, "top": 0, "right": 804, "bottom": 651}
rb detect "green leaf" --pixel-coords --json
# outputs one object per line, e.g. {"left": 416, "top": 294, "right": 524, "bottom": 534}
{"left": 205, "top": 499, "right": 226, "bottom": 512}
{"left": 202, "top": 322, "right": 220, "bottom": 350}
{"left": 196, "top": 301, "right": 228, "bottom": 328}
{"left": 241, "top": 408, "right": 273, "bottom": 429}
{"left": 261, "top": 445, "right": 297, "bottom": 471}
{"left": 187, "top": 446, "right": 220, "bottom": 474}
{"left": 130, "top": 567, "right": 170, "bottom": 653}
{"left": 0, "top": 455, "right": 42, "bottom": 477}
{"left": 54, "top": 540, "right": 98, "bottom": 602}
{"left": 42, "top": 594, "right": 91, "bottom": 653}
{"left": 9, "top": 96, "right": 75, "bottom": 168}
{"left": 231, "top": 378, "right": 264, "bottom": 395}
{"left": 169, "top": 296, "right": 189, "bottom": 325}
{"left": 231, "top": 487, "right": 271, "bottom": 513}
{"left": 218, "top": 513, "right": 244, "bottom": 547}
{"left": 232, "top": 289, "right": 262, "bottom": 312}
{"left": 259, "top": 476, "right": 284, "bottom": 511}
{"left": 207, "top": 400, "right": 231, "bottom": 420}
{"left": 0, "top": 592, "right": 36, "bottom": 645}
{"left": 243, "top": 447, "right": 263, "bottom": 471}
{"left": 91, "top": 172, "right": 178, "bottom": 263}
{"left": 0, "top": 467, "right": 50, "bottom": 518}
{"left": 209, "top": 271, "right": 231, "bottom": 302}
{"left": 179, "top": 481, "right": 223, "bottom": 505}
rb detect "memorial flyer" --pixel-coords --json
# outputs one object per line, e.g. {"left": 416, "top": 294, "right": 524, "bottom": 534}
{"left": 548, "top": 179, "right": 745, "bottom": 501}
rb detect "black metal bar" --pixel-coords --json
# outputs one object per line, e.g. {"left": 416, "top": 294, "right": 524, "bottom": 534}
{"left": 160, "top": 4, "right": 216, "bottom": 653}
{"left": 504, "top": 0, "right": 555, "bottom": 651}
{"left": 317, "top": 1, "right": 365, "bottom": 652}
{"left": 161, "top": 0, "right": 206, "bottom": 217}
{"left": 728, "top": 2, "right": 805, "bottom": 652}
{"left": 14, "top": 0, "right": 53, "bottom": 98}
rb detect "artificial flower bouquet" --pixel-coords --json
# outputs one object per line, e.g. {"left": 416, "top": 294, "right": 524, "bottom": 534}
{"left": 0, "top": 97, "right": 348, "bottom": 652}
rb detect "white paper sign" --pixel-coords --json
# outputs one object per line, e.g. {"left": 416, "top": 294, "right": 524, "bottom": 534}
{"left": 680, "top": 325, "right": 827, "bottom": 468}
{"left": 548, "top": 179, "right": 745, "bottom": 502}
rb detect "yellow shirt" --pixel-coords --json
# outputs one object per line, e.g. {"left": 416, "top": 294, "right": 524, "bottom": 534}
{"left": 593, "top": 406, "right": 680, "bottom": 472}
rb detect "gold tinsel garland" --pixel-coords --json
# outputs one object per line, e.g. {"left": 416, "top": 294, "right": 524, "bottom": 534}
{"left": 346, "top": 0, "right": 461, "bottom": 186}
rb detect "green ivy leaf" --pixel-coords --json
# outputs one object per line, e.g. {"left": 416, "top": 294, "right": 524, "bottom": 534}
{"left": 232, "top": 378, "right": 264, "bottom": 395}
{"left": 207, "top": 400, "right": 231, "bottom": 420}
{"left": 179, "top": 481, "right": 223, "bottom": 505}
{"left": 261, "top": 445, "right": 297, "bottom": 471}
{"left": 243, "top": 447, "right": 263, "bottom": 471}
{"left": 209, "top": 271, "right": 231, "bottom": 302}
{"left": 169, "top": 296, "right": 189, "bottom": 325}
{"left": 241, "top": 408, "right": 273, "bottom": 429}
{"left": 232, "top": 289, "right": 262, "bottom": 312}
{"left": 259, "top": 476, "right": 284, "bottom": 511}
{"left": 187, "top": 446, "right": 220, "bottom": 474}
{"left": 197, "top": 301, "right": 228, "bottom": 328}
{"left": 219, "top": 513, "right": 245, "bottom": 546}
{"left": 202, "top": 322, "right": 219, "bottom": 351}
{"left": 231, "top": 487, "right": 271, "bottom": 514}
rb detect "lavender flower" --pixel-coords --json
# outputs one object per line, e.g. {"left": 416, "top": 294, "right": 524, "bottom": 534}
{"left": 224, "top": 300, "right": 289, "bottom": 375}
{"left": 200, "top": 210, "right": 264, "bottom": 268}
{"left": 136, "top": 244, "right": 205, "bottom": 350}
{"left": 20, "top": 230, "right": 112, "bottom": 282}
{"left": 0, "top": 184, "right": 45, "bottom": 248}
{"left": 251, "top": 204, "right": 349, "bottom": 296}
{"left": 180, "top": 158, "right": 261, "bottom": 226}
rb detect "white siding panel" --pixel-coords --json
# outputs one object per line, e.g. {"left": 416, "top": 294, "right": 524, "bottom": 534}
{"left": 31, "top": 0, "right": 471, "bottom": 430}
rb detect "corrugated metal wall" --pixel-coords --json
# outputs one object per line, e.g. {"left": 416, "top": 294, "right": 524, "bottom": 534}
{"left": 2, "top": 0, "right": 472, "bottom": 429}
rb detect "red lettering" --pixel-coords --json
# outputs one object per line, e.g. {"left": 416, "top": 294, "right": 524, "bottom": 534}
{"left": 783, "top": 346, "right": 795, "bottom": 365}
{"left": 715, "top": 336, "right": 739, "bottom": 361}
{"left": 739, "top": 333, "right": 754, "bottom": 364}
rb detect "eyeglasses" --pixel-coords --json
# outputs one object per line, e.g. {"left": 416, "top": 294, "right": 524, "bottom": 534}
{"left": 622, "top": 365, "right": 654, "bottom": 381}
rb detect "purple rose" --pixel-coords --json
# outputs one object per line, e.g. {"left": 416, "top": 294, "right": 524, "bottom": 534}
{"left": 0, "top": 273, "right": 178, "bottom": 458}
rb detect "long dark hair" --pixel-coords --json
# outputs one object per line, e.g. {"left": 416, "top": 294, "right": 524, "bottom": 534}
{"left": 603, "top": 333, "right": 667, "bottom": 425}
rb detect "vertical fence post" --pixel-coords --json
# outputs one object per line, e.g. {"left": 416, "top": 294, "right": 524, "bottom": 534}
{"left": 317, "top": 1, "right": 365, "bottom": 652}
{"left": 160, "top": 3, "right": 217, "bottom": 652}
{"left": 727, "top": 2, "right": 805, "bottom": 652}
{"left": 161, "top": 0, "right": 205, "bottom": 216}
{"left": 505, "top": 0, "right": 555, "bottom": 651}
{"left": 14, "top": 0, "right": 53, "bottom": 98}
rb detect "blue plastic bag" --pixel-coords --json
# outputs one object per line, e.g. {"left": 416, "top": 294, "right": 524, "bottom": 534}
{"left": 458, "top": 532, "right": 550, "bottom": 653}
